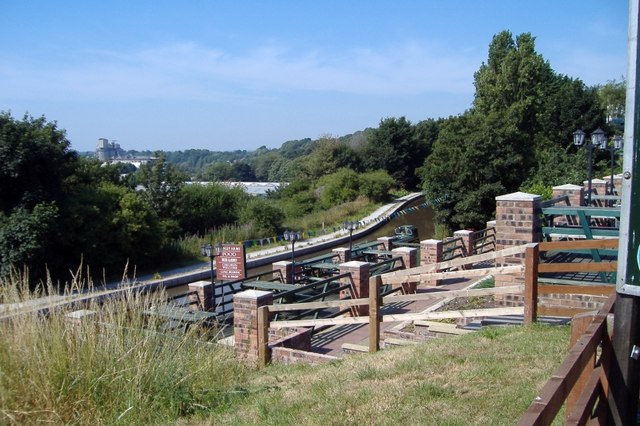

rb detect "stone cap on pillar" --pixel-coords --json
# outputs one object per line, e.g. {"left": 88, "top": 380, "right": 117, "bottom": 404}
{"left": 272, "top": 260, "right": 291, "bottom": 267}
{"left": 420, "top": 239, "right": 442, "bottom": 245}
{"left": 486, "top": 220, "right": 496, "bottom": 227}
{"left": 584, "top": 179, "right": 607, "bottom": 185}
{"left": 340, "top": 260, "right": 370, "bottom": 268}
{"left": 453, "top": 230, "right": 473, "bottom": 236}
{"left": 552, "top": 184, "right": 583, "bottom": 191}
{"left": 189, "top": 280, "right": 212, "bottom": 289}
{"left": 234, "top": 289, "right": 272, "bottom": 300}
{"left": 392, "top": 246, "right": 416, "bottom": 254}
{"left": 495, "top": 191, "right": 541, "bottom": 201}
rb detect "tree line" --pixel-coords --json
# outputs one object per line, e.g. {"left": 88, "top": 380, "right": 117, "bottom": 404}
{"left": 1, "top": 30, "right": 624, "bottom": 288}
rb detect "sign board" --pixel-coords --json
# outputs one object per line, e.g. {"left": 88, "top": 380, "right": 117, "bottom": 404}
{"left": 617, "top": 10, "right": 640, "bottom": 296}
{"left": 215, "top": 244, "right": 246, "bottom": 281}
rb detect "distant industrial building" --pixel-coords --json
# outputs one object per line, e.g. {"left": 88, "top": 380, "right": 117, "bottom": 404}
{"left": 95, "top": 138, "right": 152, "bottom": 169}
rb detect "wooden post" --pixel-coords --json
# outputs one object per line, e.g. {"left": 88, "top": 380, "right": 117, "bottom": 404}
{"left": 258, "top": 306, "right": 270, "bottom": 368}
{"left": 369, "top": 276, "right": 382, "bottom": 353}
{"left": 565, "top": 312, "right": 596, "bottom": 421}
{"left": 523, "top": 243, "right": 539, "bottom": 325}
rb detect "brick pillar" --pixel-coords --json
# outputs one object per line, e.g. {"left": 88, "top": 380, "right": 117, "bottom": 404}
{"left": 233, "top": 290, "right": 273, "bottom": 365}
{"left": 377, "top": 236, "right": 395, "bottom": 251}
{"left": 495, "top": 192, "right": 541, "bottom": 287}
{"left": 453, "top": 230, "right": 474, "bottom": 257}
{"left": 552, "top": 184, "right": 584, "bottom": 225}
{"left": 420, "top": 239, "right": 443, "bottom": 287}
{"left": 188, "top": 280, "right": 214, "bottom": 311}
{"left": 272, "top": 261, "right": 293, "bottom": 284}
{"left": 339, "top": 261, "right": 371, "bottom": 316}
{"left": 392, "top": 247, "right": 418, "bottom": 293}
{"left": 333, "top": 247, "right": 350, "bottom": 263}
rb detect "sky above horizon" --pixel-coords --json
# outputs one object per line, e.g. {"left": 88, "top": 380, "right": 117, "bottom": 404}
{"left": 0, "top": 1, "right": 628, "bottom": 153}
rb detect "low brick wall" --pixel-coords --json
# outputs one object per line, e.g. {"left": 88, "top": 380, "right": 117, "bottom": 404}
{"left": 271, "top": 347, "right": 339, "bottom": 365}
{"left": 494, "top": 293, "right": 608, "bottom": 312}
{"left": 269, "top": 327, "right": 312, "bottom": 352}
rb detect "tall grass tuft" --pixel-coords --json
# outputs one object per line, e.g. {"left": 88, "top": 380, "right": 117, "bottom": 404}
{"left": 0, "top": 277, "right": 248, "bottom": 425}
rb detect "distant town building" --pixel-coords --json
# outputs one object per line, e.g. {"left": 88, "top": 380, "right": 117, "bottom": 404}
{"left": 95, "top": 138, "right": 152, "bottom": 169}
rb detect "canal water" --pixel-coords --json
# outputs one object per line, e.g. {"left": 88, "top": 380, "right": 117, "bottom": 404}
{"left": 248, "top": 195, "right": 436, "bottom": 276}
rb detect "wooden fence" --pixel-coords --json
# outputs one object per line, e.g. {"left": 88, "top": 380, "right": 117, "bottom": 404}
{"left": 519, "top": 238, "right": 618, "bottom": 424}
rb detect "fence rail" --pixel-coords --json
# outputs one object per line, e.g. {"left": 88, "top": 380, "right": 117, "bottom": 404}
{"left": 519, "top": 238, "right": 618, "bottom": 424}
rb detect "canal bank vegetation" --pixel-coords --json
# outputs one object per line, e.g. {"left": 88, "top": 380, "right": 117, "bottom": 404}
{"left": 0, "top": 282, "right": 569, "bottom": 424}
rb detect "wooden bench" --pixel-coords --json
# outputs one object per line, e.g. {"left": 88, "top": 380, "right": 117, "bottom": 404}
{"left": 240, "top": 281, "right": 299, "bottom": 292}
{"left": 144, "top": 305, "right": 218, "bottom": 329}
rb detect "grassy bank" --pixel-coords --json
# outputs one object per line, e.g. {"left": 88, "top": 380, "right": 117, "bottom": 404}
{"left": 0, "top": 279, "right": 569, "bottom": 425}
{"left": 202, "top": 324, "right": 569, "bottom": 425}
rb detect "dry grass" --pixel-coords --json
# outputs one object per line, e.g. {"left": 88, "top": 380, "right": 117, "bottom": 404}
{"left": 1, "top": 277, "right": 569, "bottom": 425}
{"left": 201, "top": 324, "right": 569, "bottom": 425}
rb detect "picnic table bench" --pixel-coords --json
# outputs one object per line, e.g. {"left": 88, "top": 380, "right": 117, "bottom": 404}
{"left": 240, "top": 280, "right": 299, "bottom": 292}
{"left": 144, "top": 305, "right": 218, "bottom": 325}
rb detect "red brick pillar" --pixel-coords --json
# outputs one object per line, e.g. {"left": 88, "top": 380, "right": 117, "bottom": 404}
{"left": 188, "top": 280, "right": 215, "bottom": 311}
{"left": 453, "top": 230, "right": 474, "bottom": 257}
{"left": 392, "top": 247, "right": 418, "bottom": 293}
{"left": 420, "top": 239, "right": 443, "bottom": 287}
{"left": 272, "top": 261, "right": 293, "bottom": 284}
{"left": 333, "top": 247, "right": 350, "bottom": 263}
{"left": 233, "top": 290, "right": 273, "bottom": 365}
{"left": 552, "top": 184, "right": 584, "bottom": 225}
{"left": 339, "top": 261, "right": 371, "bottom": 316}
{"left": 495, "top": 192, "right": 541, "bottom": 287}
{"left": 377, "top": 236, "right": 395, "bottom": 251}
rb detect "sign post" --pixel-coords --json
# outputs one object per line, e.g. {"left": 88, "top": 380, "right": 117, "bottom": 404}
{"left": 215, "top": 244, "right": 247, "bottom": 281}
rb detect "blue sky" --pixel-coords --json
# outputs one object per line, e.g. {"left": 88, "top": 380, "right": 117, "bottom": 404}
{"left": 0, "top": 1, "right": 628, "bottom": 153}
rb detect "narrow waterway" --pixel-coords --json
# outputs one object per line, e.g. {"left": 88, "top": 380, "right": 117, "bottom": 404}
{"left": 246, "top": 195, "right": 435, "bottom": 277}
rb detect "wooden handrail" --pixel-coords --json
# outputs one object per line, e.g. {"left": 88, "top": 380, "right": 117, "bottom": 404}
{"left": 520, "top": 238, "right": 619, "bottom": 424}
{"left": 519, "top": 294, "right": 615, "bottom": 425}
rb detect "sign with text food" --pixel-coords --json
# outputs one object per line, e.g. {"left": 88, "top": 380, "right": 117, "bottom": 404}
{"left": 215, "top": 244, "right": 246, "bottom": 280}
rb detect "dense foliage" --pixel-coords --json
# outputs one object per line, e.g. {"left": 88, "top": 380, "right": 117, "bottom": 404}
{"left": 420, "top": 31, "right": 615, "bottom": 229}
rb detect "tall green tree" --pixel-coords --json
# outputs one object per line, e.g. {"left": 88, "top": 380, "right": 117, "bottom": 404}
{"left": 361, "top": 117, "right": 423, "bottom": 189}
{"left": 0, "top": 113, "right": 77, "bottom": 281}
{"left": 421, "top": 31, "right": 604, "bottom": 229}
{"left": 135, "top": 153, "right": 187, "bottom": 219}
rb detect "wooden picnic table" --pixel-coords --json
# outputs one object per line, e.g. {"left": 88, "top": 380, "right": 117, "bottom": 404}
{"left": 240, "top": 280, "right": 298, "bottom": 292}
{"left": 144, "top": 305, "right": 218, "bottom": 323}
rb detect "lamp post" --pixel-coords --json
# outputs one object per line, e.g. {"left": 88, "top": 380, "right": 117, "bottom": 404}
{"left": 608, "top": 135, "right": 624, "bottom": 203}
{"left": 343, "top": 221, "right": 358, "bottom": 254}
{"left": 573, "top": 128, "right": 606, "bottom": 206}
{"left": 283, "top": 230, "right": 300, "bottom": 283}
{"left": 201, "top": 242, "right": 223, "bottom": 308}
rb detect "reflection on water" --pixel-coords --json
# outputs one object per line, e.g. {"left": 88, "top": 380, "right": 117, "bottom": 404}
{"left": 352, "top": 195, "right": 435, "bottom": 246}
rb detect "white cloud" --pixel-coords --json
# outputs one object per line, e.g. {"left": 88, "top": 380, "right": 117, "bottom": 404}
{"left": 0, "top": 40, "right": 481, "bottom": 103}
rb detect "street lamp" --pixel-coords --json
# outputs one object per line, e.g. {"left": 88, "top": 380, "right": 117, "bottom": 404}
{"left": 283, "top": 230, "right": 300, "bottom": 283}
{"left": 343, "top": 221, "right": 358, "bottom": 253}
{"left": 573, "top": 128, "right": 606, "bottom": 206}
{"left": 607, "top": 135, "right": 624, "bottom": 203}
{"left": 201, "top": 242, "right": 223, "bottom": 307}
